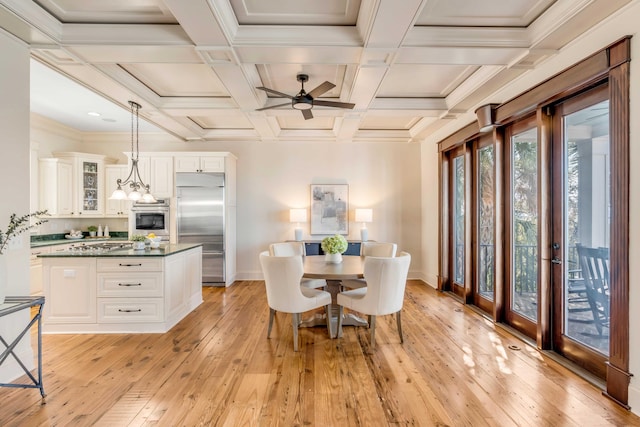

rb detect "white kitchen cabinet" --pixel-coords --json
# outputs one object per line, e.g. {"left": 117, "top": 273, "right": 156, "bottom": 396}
{"left": 104, "top": 164, "right": 129, "bottom": 217}
{"left": 42, "top": 152, "right": 115, "bottom": 217}
{"left": 42, "top": 245, "right": 203, "bottom": 333}
{"left": 149, "top": 156, "right": 174, "bottom": 197}
{"left": 126, "top": 154, "right": 174, "bottom": 198}
{"left": 39, "top": 158, "right": 73, "bottom": 216}
{"left": 97, "top": 258, "right": 164, "bottom": 323}
{"left": 174, "top": 155, "right": 224, "bottom": 173}
{"left": 30, "top": 246, "right": 51, "bottom": 295}
{"left": 43, "top": 258, "right": 97, "bottom": 324}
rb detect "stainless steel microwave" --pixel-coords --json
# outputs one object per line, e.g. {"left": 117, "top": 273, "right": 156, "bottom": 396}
{"left": 130, "top": 199, "right": 170, "bottom": 240}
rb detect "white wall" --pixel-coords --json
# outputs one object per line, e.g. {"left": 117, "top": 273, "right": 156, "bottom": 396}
{"left": 0, "top": 30, "right": 35, "bottom": 381}
{"left": 420, "top": 141, "right": 440, "bottom": 287}
{"left": 34, "top": 136, "right": 423, "bottom": 280}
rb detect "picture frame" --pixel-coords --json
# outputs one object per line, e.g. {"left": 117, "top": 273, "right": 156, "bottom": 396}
{"left": 310, "top": 184, "right": 349, "bottom": 235}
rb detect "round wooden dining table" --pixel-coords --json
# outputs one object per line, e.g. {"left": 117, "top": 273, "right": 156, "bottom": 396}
{"left": 301, "top": 255, "right": 367, "bottom": 335}
{"left": 302, "top": 254, "right": 364, "bottom": 280}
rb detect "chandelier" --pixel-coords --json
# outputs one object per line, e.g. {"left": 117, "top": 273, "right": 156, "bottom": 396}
{"left": 109, "top": 101, "right": 156, "bottom": 202}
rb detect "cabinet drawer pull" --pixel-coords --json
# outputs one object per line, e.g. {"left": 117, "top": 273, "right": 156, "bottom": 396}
{"left": 118, "top": 283, "right": 142, "bottom": 287}
{"left": 118, "top": 308, "right": 142, "bottom": 313}
{"left": 118, "top": 263, "right": 142, "bottom": 267}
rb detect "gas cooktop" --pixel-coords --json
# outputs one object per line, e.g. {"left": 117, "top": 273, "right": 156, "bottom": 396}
{"left": 65, "top": 242, "right": 132, "bottom": 253}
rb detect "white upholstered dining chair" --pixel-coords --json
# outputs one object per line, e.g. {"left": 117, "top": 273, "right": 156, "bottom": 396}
{"left": 259, "top": 251, "right": 334, "bottom": 351}
{"left": 341, "top": 242, "right": 398, "bottom": 289}
{"left": 269, "top": 242, "right": 327, "bottom": 289}
{"left": 337, "top": 251, "right": 411, "bottom": 349}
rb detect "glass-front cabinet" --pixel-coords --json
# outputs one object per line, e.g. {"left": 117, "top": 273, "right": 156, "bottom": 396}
{"left": 40, "top": 152, "right": 114, "bottom": 217}
{"left": 82, "top": 161, "right": 99, "bottom": 213}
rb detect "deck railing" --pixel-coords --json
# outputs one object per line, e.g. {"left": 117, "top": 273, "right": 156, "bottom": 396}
{"left": 457, "top": 244, "right": 581, "bottom": 295}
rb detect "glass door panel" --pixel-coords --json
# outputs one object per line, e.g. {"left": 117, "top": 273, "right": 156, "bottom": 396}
{"left": 477, "top": 145, "right": 494, "bottom": 302}
{"left": 453, "top": 155, "right": 465, "bottom": 287}
{"left": 562, "top": 99, "right": 610, "bottom": 355}
{"left": 510, "top": 128, "right": 539, "bottom": 322}
{"left": 82, "top": 161, "right": 98, "bottom": 212}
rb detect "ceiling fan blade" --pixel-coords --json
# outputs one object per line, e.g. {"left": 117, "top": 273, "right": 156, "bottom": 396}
{"left": 307, "top": 81, "right": 335, "bottom": 99}
{"left": 256, "top": 87, "right": 293, "bottom": 99}
{"left": 313, "top": 100, "right": 356, "bottom": 109}
{"left": 256, "top": 102, "right": 291, "bottom": 111}
{"left": 302, "top": 109, "right": 313, "bottom": 120}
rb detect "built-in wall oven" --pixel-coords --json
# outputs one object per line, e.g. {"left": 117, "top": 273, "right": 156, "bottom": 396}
{"left": 130, "top": 199, "right": 170, "bottom": 240}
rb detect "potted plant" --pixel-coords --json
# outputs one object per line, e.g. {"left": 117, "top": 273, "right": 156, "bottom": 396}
{"left": 129, "top": 234, "right": 147, "bottom": 250}
{"left": 321, "top": 234, "right": 348, "bottom": 264}
{"left": 87, "top": 225, "right": 98, "bottom": 237}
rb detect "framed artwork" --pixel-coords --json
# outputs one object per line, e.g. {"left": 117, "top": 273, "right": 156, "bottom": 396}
{"left": 310, "top": 184, "right": 349, "bottom": 235}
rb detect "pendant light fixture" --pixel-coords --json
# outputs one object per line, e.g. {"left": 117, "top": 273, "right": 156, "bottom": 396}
{"left": 110, "top": 101, "right": 156, "bottom": 202}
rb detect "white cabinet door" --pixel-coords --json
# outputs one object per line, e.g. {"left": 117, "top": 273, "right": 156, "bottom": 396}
{"left": 174, "top": 156, "right": 224, "bottom": 173}
{"left": 39, "top": 158, "right": 73, "bottom": 216}
{"left": 43, "top": 258, "right": 97, "bottom": 324}
{"left": 30, "top": 246, "right": 50, "bottom": 295}
{"left": 105, "top": 165, "right": 129, "bottom": 216}
{"left": 150, "top": 156, "right": 174, "bottom": 197}
{"left": 200, "top": 156, "right": 224, "bottom": 172}
{"left": 174, "top": 156, "right": 200, "bottom": 173}
{"left": 58, "top": 161, "right": 74, "bottom": 215}
{"left": 76, "top": 159, "right": 104, "bottom": 216}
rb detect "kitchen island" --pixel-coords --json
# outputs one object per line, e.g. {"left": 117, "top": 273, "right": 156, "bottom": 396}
{"left": 40, "top": 243, "right": 203, "bottom": 334}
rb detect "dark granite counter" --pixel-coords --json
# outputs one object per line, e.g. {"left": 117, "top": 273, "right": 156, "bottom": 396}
{"left": 38, "top": 243, "right": 201, "bottom": 258}
{"left": 31, "top": 237, "right": 128, "bottom": 248}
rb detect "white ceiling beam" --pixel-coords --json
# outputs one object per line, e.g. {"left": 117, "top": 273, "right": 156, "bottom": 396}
{"left": 0, "top": 0, "right": 62, "bottom": 42}
{"left": 364, "top": 0, "right": 427, "bottom": 48}
{"left": 162, "top": 0, "right": 230, "bottom": 46}
{"left": 60, "top": 23, "right": 192, "bottom": 45}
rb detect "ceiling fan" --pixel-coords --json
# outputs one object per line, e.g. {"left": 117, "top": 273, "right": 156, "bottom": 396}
{"left": 256, "top": 74, "right": 355, "bottom": 120}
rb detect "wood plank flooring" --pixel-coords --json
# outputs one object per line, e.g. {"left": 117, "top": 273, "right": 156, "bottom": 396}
{"left": 1, "top": 280, "right": 639, "bottom": 426}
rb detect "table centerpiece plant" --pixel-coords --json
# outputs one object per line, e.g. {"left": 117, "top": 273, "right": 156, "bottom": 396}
{"left": 321, "top": 234, "right": 348, "bottom": 264}
{"left": 0, "top": 210, "right": 48, "bottom": 303}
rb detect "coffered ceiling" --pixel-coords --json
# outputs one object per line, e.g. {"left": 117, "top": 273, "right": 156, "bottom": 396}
{"left": 0, "top": 0, "right": 632, "bottom": 143}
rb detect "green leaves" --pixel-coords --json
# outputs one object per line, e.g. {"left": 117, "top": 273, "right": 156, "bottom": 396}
{"left": 321, "top": 234, "right": 347, "bottom": 254}
{"left": 0, "top": 210, "right": 49, "bottom": 254}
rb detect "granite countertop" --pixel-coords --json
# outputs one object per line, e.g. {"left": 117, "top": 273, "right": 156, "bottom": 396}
{"left": 31, "top": 237, "right": 128, "bottom": 248}
{"left": 38, "top": 243, "right": 202, "bottom": 258}
{"left": 31, "top": 232, "right": 129, "bottom": 248}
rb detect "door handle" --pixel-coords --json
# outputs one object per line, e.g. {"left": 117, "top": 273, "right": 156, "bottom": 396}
{"left": 551, "top": 257, "right": 562, "bottom": 265}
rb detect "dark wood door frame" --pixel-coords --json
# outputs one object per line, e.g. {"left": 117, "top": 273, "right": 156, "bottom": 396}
{"left": 437, "top": 37, "right": 632, "bottom": 407}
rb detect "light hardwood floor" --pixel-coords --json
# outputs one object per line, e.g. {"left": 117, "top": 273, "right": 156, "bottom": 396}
{"left": 2, "top": 281, "right": 639, "bottom": 426}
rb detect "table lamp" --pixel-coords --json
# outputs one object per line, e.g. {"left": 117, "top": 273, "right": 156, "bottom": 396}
{"left": 289, "top": 209, "right": 307, "bottom": 241}
{"left": 355, "top": 208, "right": 373, "bottom": 242}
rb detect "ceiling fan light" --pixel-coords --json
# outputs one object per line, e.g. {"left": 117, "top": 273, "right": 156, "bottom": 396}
{"left": 292, "top": 99, "right": 313, "bottom": 110}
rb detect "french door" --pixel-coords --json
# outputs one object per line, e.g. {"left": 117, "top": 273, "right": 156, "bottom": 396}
{"left": 472, "top": 135, "right": 496, "bottom": 313}
{"left": 551, "top": 85, "right": 610, "bottom": 378}
{"left": 448, "top": 145, "right": 467, "bottom": 299}
{"left": 504, "top": 116, "right": 539, "bottom": 338}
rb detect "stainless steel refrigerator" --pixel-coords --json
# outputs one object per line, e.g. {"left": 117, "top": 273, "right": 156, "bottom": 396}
{"left": 176, "top": 172, "right": 225, "bottom": 285}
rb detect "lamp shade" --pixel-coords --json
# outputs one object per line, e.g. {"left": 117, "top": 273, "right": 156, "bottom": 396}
{"left": 355, "top": 208, "right": 373, "bottom": 223}
{"left": 290, "top": 209, "right": 307, "bottom": 223}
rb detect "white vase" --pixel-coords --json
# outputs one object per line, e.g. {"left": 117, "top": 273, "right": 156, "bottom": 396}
{"left": 0, "top": 254, "right": 6, "bottom": 304}
{"left": 325, "top": 253, "right": 343, "bottom": 264}
{"left": 132, "top": 242, "right": 145, "bottom": 250}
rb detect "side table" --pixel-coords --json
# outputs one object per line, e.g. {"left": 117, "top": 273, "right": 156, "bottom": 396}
{"left": 0, "top": 296, "right": 46, "bottom": 402}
